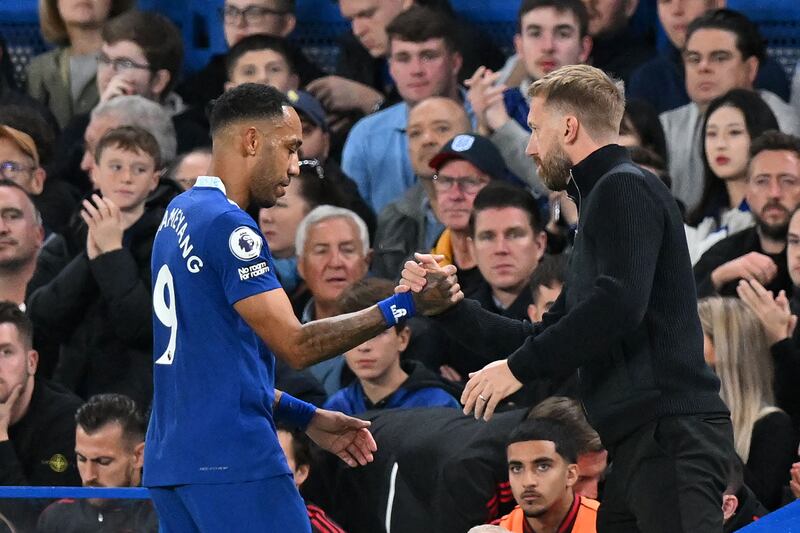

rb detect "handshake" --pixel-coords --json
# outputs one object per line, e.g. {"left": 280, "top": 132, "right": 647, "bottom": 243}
{"left": 395, "top": 253, "right": 465, "bottom": 316}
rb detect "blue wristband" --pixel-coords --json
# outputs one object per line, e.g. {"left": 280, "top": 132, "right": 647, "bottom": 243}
{"left": 377, "top": 292, "right": 416, "bottom": 326}
{"left": 274, "top": 393, "right": 317, "bottom": 430}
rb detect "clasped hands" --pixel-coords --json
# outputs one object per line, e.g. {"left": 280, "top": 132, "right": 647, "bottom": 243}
{"left": 397, "top": 253, "right": 522, "bottom": 421}
{"left": 81, "top": 194, "right": 124, "bottom": 260}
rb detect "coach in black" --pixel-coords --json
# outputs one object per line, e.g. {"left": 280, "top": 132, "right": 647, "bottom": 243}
{"left": 400, "top": 64, "right": 733, "bottom": 532}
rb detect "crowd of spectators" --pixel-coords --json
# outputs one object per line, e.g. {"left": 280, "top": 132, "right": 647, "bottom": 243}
{"left": 1, "top": 0, "right": 800, "bottom": 531}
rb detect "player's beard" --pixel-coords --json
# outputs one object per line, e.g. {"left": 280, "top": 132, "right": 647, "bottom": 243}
{"left": 535, "top": 143, "right": 573, "bottom": 191}
{"left": 250, "top": 171, "right": 279, "bottom": 209}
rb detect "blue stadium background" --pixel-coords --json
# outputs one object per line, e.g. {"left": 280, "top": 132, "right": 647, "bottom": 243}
{"left": 1, "top": 0, "right": 799, "bottom": 93}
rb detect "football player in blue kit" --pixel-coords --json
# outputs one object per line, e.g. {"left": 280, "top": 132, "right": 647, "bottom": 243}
{"left": 145, "top": 83, "right": 462, "bottom": 532}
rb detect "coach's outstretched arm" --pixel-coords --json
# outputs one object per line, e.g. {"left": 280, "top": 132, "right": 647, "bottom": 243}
{"left": 398, "top": 253, "right": 547, "bottom": 357}
{"left": 234, "top": 265, "right": 461, "bottom": 370}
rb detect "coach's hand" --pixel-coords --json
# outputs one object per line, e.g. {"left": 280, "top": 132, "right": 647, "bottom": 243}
{"left": 306, "top": 409, "right": 377, "bottom": 468}
{"left": 396, "top": 253, "right": 463, "bottom": 315}
{"left": 462, "top": 359, "right": 523, "bottom": 421}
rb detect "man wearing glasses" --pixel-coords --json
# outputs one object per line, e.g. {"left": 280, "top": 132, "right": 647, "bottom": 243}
{"left": 178, "top": 0, "right": 323, "bottom": 109}
{"left": 0, "top": 127, "right": 45, "bottom": 306}
{"left": 429, "top": 133, "right": 508, "bottom": 296}
{"left": 95, "top": 11, "right": 183, "bottom": 111}
{"left": 0, "top": 127, "right": 44, "bottom": 200}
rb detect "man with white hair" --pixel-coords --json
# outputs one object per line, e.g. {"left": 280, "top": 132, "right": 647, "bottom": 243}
{"left": 296, "top": 206, "right": 371, "bottom": 394}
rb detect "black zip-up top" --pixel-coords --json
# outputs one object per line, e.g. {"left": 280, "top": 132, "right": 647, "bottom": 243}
{"left": 433, "top": 145, "right": 728, "bottom": 446}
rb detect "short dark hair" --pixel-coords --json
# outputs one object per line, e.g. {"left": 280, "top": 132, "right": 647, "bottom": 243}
{"left": 0, "top": 301, "right": 33, "bottom": 349}
{"left": 468, "top": 182, "right": 545, "bottom": 237}
{"left": 527, "top": 396, "right": 603, "bottom": 454}
{"left": 0, "top": 105, "right": 55, "bottom": 165}
{"left": 276, "top": 424, "right": 313, "bottom": 468}
{"left": 338, "top": 278, "right": 407, "bottom": 331}
{"left": 685, "top": 9, "right": 766, "bottom": 63}
{"left": 75, "top": 393, "right": 147, "bottom": 446}
{"left": 225, "top": 33, "right": 296, "bottom": 81}
{"left": 518, "top": 0, "right": 589, "bottom": 38}
{"left": 627, "top": 146, "right": 666, "bottom": 174}
{"left": 749, "top": 130, "right": 800, "bottom": 163}
{"left": 620, "top": 99, "right": 668, "bottom": 163}
{"left": 294, "top": 160, "right": 347, "bottom": 210}
{"left": 528, "top": 254, "right": 567, "bottom": 303}
{"left": 209, "top": 83, "right": 290, "bottom": 135}
{"left": 102, "top": 10, "right": 184, "bottom": 96}
{"left": 627, "top": 146, "right": 672, "bottom": 191}
{"left": 94, "top": 125, "right": 163, "bottom": 169}
{"left": 386, "top": 5, "right": 459, "bottom": 53}
{"left": 507, "top": 417, "right": 579, "bottom": 464}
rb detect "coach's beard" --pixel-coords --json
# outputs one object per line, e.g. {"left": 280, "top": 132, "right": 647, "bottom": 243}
{"left": 535, "top": 145, "right": 573, "bottom": 191}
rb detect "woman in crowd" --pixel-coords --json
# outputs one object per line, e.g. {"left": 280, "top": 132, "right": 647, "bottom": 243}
{"left": 698, "top": 297, "right": 795, "bottom": 510}
{"left": 685, "top": 89, "right": 780, "bottom": 263}
{"left": 618, "top": 99, "right": 668, "bottom": 164}
{"left": 26, "top": 0, "right": 134, "bottom": 129}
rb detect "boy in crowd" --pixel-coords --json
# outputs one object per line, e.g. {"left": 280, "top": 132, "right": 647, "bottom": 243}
{"left": 277, "top": 425, "right": 346, "bottom": 533}
{"left": 323, "top": 278, "right": 460, "bottom": 415}
{"left": 27, "top": 126, "right": 166, "bottom": 409}
{"left": 225, "top": 34, "right": 300, "bottom": 93}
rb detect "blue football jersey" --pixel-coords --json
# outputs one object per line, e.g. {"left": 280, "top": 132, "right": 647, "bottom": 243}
{"left": 144, "top": 176, "right": 291, "bottom": 486}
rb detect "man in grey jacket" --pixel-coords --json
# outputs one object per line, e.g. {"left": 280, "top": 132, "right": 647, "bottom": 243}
{"left": 371, "top": 96, "right": 470, "bottom": 279}
{"left": 660, "top": 9, "right": 800, "bottom": 212}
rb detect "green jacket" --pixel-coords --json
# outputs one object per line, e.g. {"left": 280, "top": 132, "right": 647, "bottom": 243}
{"left": 26, "top": 47, "right": 99, "bottom": 129}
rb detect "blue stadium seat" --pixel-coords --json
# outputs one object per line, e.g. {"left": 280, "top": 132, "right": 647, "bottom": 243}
{"left": 1, "top": 0, "right": 798, "bottom": 87}
{"left": 0, "top": 2, "right": 45, "bottom": 90}
{"left": 729, "top": 0, "right": 800, "bottom": 78}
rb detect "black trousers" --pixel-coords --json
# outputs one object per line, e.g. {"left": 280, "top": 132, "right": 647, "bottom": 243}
{"left": 598, "top": 414, "right": 733, "bottom": 533}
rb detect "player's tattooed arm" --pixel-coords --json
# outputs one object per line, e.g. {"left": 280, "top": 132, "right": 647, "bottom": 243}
{"left": 235, "top": 269, "right": 459, "bottom": 370}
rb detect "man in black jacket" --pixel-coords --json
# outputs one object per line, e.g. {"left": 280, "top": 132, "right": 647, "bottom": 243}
{"left": 0, "top": 302, "right": 82, "bottom": 531}
{"left": 36, "top": 394, "right": 158, "bottom": 533}
{"left": 400, "top": 64, "right": 732, "bottom": 532}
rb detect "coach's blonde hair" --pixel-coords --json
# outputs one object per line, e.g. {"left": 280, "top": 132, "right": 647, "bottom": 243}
{"left": 698, "top": 297, "right": 781, "bottom": 463}
{"left": 529, "top": 64, "right": 625, "bottom": 141}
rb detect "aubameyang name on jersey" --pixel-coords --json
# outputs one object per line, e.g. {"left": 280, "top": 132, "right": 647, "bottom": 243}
{"left": 159, "top": 207, "right": 204, "bottom": 273}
